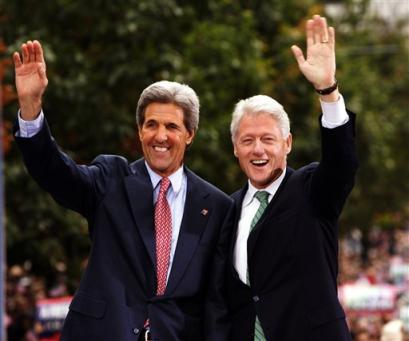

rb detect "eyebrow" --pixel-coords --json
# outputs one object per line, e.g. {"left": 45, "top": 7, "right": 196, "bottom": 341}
{"left": 240, "top": 132, "right": 277, "bottom": 138}
{"left": 144, "top": 118, "right": 157, "bottom": 124}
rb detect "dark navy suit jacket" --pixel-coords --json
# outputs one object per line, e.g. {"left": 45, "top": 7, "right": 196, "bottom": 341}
{"left": 15, "top": 119, "right": 233, "bottom": 341}
{"left": 227, "top": 113, "right": 358, "bottom": 341}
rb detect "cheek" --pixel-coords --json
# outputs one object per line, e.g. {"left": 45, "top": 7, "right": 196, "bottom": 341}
{"left": 237, "top": 154, "right": 250, "bottom": 170}
{"left": 171, "top": 137, "right": 187, "bottom": 155}
{"left": 139, "top": 129, "right": 151, "bottom": 142}
{"left": 234, "top": 146, "right": 248, "bottom": 158}
{"left": 235, "top": 152, "right": 245, "bottom": 164}
{"left": 139, "top": 137, "right": 149, "bottom": 149}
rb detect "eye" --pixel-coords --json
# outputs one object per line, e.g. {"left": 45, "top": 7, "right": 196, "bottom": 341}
{"left": 240, "top": 138, "right": 253, "bottom": 146}
{"left": 144, "top": 120, "right": 157, "bottom": 129}
{"left": 262, "top": 136, "right": 276, "bottom": 144}
{"left": 166, "top": 123, "right": 180, "bottom": 131}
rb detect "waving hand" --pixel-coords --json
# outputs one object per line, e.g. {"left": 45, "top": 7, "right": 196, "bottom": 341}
{"left": 291, "top": 15, "right": 337, "bottom": 99}
{"left": 13, "top": 40, "right": 48, "bottom": 120}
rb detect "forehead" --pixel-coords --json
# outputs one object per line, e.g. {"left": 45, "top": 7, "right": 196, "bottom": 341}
{"left": 144, "top": 102, "right": 185, "bottom": 122}
{"left": 237, "top": 112, "right": 282, "bottom": 136}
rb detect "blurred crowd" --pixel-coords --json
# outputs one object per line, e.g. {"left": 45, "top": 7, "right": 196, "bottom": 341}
{"left": 339, "top": 227, "right": 409, "bottom": 340}
{"left": 5, "top": 227, "right": 409, "bottom": 341}
{"left": 6, "top": 264, "right": 70, "bottom": 341}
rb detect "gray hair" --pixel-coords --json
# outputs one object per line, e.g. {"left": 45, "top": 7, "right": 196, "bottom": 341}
{"left": 230, "top": 95, "right": 290, "bottom": 142}
{"left": 136, "top": 80, "right": 200, "bottom": 132}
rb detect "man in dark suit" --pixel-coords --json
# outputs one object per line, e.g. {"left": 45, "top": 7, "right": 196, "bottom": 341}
{"left": 13, "top": 41, "right": 233, "bottom": 340}
{"left": 227, "top": 15, "right": 358, "bottom": 341}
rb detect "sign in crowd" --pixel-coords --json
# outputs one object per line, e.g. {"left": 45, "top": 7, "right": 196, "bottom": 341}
{"left": 33, "top": 260, "right": 409, "bottom": 338}
{"left": 35, "top": 297, "right": 72, "bottom": 341}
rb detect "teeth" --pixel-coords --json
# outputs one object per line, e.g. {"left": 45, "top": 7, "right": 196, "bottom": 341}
{"left": 252, "top": 160, "right": 268, "bottom": 165}
{"left": 154, "top": 146, "right": 168, "bottom": 152}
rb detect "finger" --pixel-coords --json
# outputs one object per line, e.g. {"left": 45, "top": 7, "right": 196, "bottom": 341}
{"left": 13, "top": 51, "right": 22, "bottom": 68}
{"left": 291, "top": 45, "right": 305, "bottom": 67}
{"left": 306, "top": 19, "right": 314, "bottom": 49}
{"left": 313, "top": 15, "right": 321, "bottom": 44}
{"left": 33, "top": 40, "right": 45, "bottom": 64}
{"left": 320, "top": 17, "right": 329, "bottom": 43}
{"left": 26, "top": 40, "right": 34, "bottom": 62}
{"left": 328, "top": 26, "right": 335, "bottom": 46}
{"left": 21, "top": 43, "right": 29, "bottom": 64}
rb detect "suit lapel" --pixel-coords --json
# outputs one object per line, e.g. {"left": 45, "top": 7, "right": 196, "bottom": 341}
{"left": 229, "top": 186, "right": 248, "bottom": 260}
{"left": 165, "top": 168, "right": 210, "bottom": 295}
{"left": 124, "top": 159, "right": 156, "bottom": 267}
{"left": 228, "top": 186, "right": 248, "bottom": 280}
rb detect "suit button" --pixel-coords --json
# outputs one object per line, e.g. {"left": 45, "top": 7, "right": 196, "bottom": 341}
{"left": 132, "top": 327, "right": 140, "bottom": 335}
{"left": 253, "top": 295, "right": 259, "bottom": 302}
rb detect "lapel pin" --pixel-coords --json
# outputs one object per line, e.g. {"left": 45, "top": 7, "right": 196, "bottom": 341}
{"left": 201, "top": 209, "right": 208, "bottom": 216}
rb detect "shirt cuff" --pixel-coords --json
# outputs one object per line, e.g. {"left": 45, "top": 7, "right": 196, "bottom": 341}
{"left": 320, "top": 94, "right": 349, "bottom": 129}
{"left": 16, "top": 110, "right": 44, "bottom": 138}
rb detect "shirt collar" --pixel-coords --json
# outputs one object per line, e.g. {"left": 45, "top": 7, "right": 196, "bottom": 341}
{"left": 242, "top": 168, "right": 287, "bottom": 208}
{"left": 144, "top": 161, "right": 184, "bottom": 194}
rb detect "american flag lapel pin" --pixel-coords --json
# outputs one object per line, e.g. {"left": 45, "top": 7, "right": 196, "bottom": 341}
{"left": 201, "top": 209, "right": 208, "bottom": 216}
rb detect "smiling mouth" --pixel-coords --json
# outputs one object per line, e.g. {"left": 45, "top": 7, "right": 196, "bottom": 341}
{"left": 153, "top": 146, "right": 169, "bottom": 152}
{"left": 251, "top": 160, "right": 268, "bottom": 167}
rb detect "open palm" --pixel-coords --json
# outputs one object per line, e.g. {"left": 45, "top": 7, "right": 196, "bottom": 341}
{"left": 13, "top": 40, "right": 48, "bottom": 118}
{"left": 291, "top": 15, "right": 336, "bottom": 90}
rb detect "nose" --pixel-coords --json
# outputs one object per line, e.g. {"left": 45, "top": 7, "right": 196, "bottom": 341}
{"left": 252, "top": 139, "right": 264, "bottom": 156}
{"left": 155, "top": 125, "right": 168, "bottom": 143}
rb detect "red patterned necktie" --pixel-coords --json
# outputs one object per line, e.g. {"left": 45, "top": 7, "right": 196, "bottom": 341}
{"left": 154, "top": 177, "right": 172, "bottom": 295}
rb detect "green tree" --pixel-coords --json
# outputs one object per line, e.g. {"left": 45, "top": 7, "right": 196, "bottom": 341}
{"left": 1, "top": 0, "right": 408, "bottom": 288}
{"left": 331, "top": 0, "right": 409, "bottom": 232}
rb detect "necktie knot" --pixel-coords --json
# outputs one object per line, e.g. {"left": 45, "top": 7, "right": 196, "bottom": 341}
{"left": 254, "top": 191, "right": 269, "bottom": 205}
{"left": 159, "top": 177, "right": 171, "bottom": 195}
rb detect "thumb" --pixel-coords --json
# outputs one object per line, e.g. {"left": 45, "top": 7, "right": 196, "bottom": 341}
{"left": 38, "top": 63, "right": 48, "bottom": 84}
{"left": 291, "top": 45, "right": 305, "bottom": 67}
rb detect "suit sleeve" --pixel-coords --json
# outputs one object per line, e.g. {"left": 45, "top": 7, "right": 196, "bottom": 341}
{"left": 203, "top": 201, "right": 234, "bottom": 341}
{"left": 309, "top": 110, "right": 359, "bottom": 221}
{"left": 14, "top": 117, "right": 109, "bottom": 221}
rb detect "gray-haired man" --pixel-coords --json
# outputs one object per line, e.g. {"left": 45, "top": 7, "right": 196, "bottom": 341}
{"left": 226, "top": 15, "right": 357, "bottom": 341}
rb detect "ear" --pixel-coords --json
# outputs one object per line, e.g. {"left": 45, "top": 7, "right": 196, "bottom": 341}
{"left": 285, "top": 133, "right": 292, "bottom": 155}
{"left": 186, "top": 129, "right": 196, "bottom": 146}
{"left": 138, "top": 125, "right": 143, "bottom": 141}
{"left": 233, "top": 144, "right": 238, "bottom": 158}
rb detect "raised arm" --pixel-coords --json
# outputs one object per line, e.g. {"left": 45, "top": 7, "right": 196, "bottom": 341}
{"left": 291, "top": 16, "right": 358, "bottom": 221}
{"left": 13, "top": 40, "right": 100, "bottom": 220}
{"left": 291, "top": 15, "right": 339, "bottom": 102}
{"left": 13, "top": 40, "right": 48, "bottom": 120}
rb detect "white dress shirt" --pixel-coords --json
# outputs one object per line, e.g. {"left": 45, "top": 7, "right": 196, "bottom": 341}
{"left": 233, "top": 95, "right": 349, "bottom": 283}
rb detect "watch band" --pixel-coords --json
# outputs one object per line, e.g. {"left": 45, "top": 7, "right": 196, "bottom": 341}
{"left": 315, "top": 79, "right": 338, "bottom": 95}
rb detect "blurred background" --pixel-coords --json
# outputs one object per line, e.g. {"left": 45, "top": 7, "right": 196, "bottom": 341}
{"left": 0, "top": 0, "right": 408, "bottom": 340}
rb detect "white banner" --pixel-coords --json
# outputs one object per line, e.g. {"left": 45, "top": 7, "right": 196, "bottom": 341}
{"left": 338, "top": 284, "right": 397, "bottom": 314}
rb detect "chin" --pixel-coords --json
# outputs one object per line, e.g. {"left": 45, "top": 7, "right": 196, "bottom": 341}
{"left": 149, "top": 163, "right": 167, "bottom": 173}
{"left": 250, "top": 180, "right": 268, "bottom": 189}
